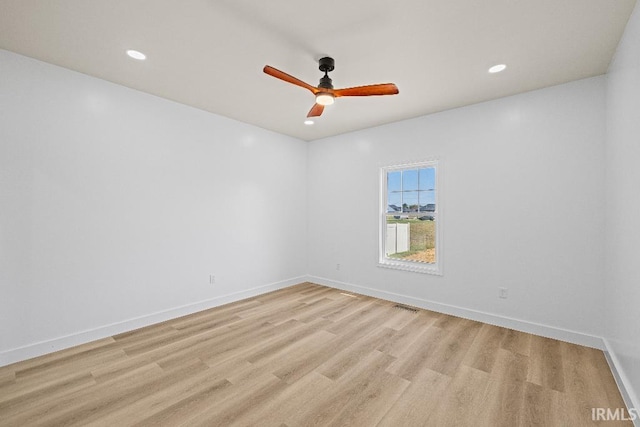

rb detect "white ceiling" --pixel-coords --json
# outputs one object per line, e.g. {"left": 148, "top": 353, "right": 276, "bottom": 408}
{"left": 0, "top": 0, "right": 636, "bottom": 141}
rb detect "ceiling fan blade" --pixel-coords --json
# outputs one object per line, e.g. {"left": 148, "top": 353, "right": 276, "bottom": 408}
{"left": 263, "top": 66, "right": 318, "bottom": 94}
{"left": 334, "top": 83, "right": 399, "bottom": 97}
{"left": 307, "top": 103, "right": 324, "bottom": 117}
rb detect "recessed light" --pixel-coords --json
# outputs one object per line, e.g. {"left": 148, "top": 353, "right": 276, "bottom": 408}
{"left": 488, "top": 64, "right": 506, "bottom": 73}
{"left": 126, "top": 50, "right": 146, "bottom": 60}
{"left": 304, "top": 119, "right": 314, "bottom": 125}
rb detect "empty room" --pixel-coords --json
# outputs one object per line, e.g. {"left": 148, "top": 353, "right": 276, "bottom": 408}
{"left": 1, "top": 1, "right": 639, "bottom": 426}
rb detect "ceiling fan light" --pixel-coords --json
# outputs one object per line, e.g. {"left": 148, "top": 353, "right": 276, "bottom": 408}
{"left": 315, "top": 93, "right": 334, "bottom": 106}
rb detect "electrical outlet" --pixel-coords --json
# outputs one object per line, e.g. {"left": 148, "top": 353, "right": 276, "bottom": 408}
{"left": 209, "top": 275, "right": 216, "bottom": 285}
{"left": 499, "top": 288, "right": 508, "bottom": 299}
{"left": 336, "top": 263, "right": 341, "bottom": 270}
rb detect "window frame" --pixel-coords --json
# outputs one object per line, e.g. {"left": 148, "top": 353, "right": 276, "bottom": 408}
{"left": 378, "top": 160, "right": 442, "bottom": 276}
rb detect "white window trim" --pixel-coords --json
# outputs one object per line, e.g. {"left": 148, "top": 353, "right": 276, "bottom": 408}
{"left": 378, "top": 160, "right": 443, "bottom": 276}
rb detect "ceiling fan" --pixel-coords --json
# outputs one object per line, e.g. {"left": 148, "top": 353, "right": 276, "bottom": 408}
{"left": 263, "top": 57, "right": 399, "bottom": 118}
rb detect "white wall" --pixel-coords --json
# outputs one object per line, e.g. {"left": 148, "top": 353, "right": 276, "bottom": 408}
{"left": 605, "top": 1, "right": 640, "bottom": 411}
{"left": 0, "top": 50, "right": 308, "bottom": 365}
{"left": 308, "top": 76, "right": 607, "bottom": 345}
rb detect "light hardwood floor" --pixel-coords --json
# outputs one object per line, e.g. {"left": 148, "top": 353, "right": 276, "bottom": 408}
{"left": 0, "top": 283, "right": 631, "bottom": 426}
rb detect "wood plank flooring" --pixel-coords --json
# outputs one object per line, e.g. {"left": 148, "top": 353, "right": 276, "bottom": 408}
{"left": 0, "top": 282, "right": 631, "bottom": 426}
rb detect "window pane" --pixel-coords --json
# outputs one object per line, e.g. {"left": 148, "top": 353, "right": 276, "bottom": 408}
{"left": 385, "top": 217, "right": 436, "bottom": 264}
{"left": 419, "top": 167, "right": 435, "bottom": 190}
{"left": 387, "top": 192, "right": 402, "bottom": 213}
{"left": 402, "top": 169, "right": 419, "bottom": 191}
{"left": 387, "top": 171, "right": 401, "bottom": 192}
{"left": 408, "top": 219, "right": 436, "bottom": 263}
{"left": 419, "top": 189, "right": 435, "bottom": 211}
{"left": 402, "top": 192, "right": 419, "bottom": 213}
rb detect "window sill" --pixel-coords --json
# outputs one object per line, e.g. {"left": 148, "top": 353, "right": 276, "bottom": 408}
{"left": 377, "top": 259, "right": 442, "bottom": 276}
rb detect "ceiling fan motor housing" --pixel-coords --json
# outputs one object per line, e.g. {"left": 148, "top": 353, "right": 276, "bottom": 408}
{"left": 319, "top": 75, "right": 333, "bottom": 90}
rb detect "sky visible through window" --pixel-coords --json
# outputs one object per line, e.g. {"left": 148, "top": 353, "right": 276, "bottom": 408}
{"left": 387, "top": 167, "right": 436, "bottom": 213}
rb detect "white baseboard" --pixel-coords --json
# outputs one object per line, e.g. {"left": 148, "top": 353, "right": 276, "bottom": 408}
{"left": 0, "top": 275, "right": 306, "bottom": 367}
{"left": 603, "top": 339, "right": 640, "bottom": 427}
{"left": 307, "top": 275, "right": 605, "bottom": 350}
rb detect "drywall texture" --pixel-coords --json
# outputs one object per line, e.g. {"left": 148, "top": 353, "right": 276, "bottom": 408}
{"left": 606, "top": 1, "right": 640, "bottom": 410}
{"left": 308, "top": 76, "right": 606, "bottom": 339}
{"left": 0, "top": 50, "right": 307, "bottom": 359}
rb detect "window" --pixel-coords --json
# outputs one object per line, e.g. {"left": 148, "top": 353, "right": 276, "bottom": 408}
{"left": 379, "top": 160, "right": 441, "bottom": 275}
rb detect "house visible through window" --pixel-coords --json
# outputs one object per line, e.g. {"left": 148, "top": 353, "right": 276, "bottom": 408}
{"left": 379, "top": 161, "right": 441, "bottom": 275}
